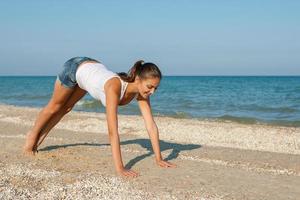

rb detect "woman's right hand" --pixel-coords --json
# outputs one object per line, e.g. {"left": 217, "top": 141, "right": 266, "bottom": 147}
{"left": 117, "top": 168, "right": 139, "bottom": 178}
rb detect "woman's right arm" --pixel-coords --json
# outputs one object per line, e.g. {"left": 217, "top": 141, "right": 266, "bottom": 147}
{"left": 105, "top": 78, "right": 139, "bottom": 178}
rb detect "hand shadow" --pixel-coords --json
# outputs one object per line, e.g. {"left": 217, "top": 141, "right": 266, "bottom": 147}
{"left": 121, "top": 139, "right": 201, "bottom": 169}
{"left": 38, "top": 139, "right": 201, "bottom": 169}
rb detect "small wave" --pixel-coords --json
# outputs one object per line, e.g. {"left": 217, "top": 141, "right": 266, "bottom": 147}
{"left": 218, "top": 115, "right": 260, "bottom": 124}
{"left": 266, "top": 120, "right": 300, "bottom": 127}
{"left": 75, "top": 99, "right": 101, "bottom": 108}
{"left": 172, "top": 111, "right": 192, "bottom": 119}
{"left": 217, "top": 115, "right": 300, "bottom": 127}
{"left": 2, "top": 94, "right": 51, "bottom": 100}
{"left": 156, "top": 111, "right": 193, "bottom": 119}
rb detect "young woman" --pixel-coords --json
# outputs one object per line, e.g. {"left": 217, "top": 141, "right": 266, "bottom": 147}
{"left": 23, "top": 56, "right": 176, "bottom": 177}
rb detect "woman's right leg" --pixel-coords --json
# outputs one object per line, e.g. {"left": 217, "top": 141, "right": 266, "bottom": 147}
{"left": 36, "top": 85, "right": 87, "bottom": 148}
{"left": 23, "top": 79, "right": 75, "bottom": 154}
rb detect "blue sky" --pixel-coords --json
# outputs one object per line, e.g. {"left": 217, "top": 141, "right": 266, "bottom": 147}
{"left": 0, "top": 0, "right": 299, "bottom": 75}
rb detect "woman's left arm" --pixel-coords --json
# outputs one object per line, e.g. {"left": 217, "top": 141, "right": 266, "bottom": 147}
{"left": 137, "top": 96, "right": 176, "bottom": 168}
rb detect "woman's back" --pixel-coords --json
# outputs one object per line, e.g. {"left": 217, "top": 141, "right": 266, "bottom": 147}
{"left": 76, "top": 62, "right": 128, "bottom": 106}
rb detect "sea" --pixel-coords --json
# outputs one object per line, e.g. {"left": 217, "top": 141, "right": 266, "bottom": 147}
{"left": 0, "top": 76, "right": 299, "bottom": 127}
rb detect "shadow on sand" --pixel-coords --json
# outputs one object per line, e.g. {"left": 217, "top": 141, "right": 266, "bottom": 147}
{"left": 39, "top": 139, "right": 201, "bottom": 168}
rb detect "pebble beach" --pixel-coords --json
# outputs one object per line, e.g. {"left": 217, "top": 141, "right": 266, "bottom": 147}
{"left": 1, "top": 104, "right": 300, "bottom": 199}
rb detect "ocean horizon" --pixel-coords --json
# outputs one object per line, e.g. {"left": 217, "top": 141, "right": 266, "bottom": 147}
{"left": 1, "top": 75, "right": 299, "bottom": 127}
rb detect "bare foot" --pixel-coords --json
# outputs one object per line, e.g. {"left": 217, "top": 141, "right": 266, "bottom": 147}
{"left": 22, "top": 148, "right": 37, "bottom": 156}
{"left": 23, "top": 143, "right": 38, "bottom": 156}
{"left": 23, "top": 131, "right": 39, "bottom": 156}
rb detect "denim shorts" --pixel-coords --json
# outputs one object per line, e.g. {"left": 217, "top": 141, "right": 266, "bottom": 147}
{"left": 57, "top": 56, "right": 100, "bottom": 88}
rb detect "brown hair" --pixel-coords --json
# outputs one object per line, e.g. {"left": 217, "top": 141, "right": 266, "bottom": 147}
{"left": 117, "top": 60, "right": 162, "bottom": 83}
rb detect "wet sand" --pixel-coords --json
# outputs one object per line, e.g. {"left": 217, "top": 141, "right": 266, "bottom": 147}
{"left": 1, "top": 104, "right": 300, "bottom": 199}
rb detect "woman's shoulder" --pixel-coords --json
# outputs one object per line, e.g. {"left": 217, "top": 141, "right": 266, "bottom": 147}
{"left": 104, "top": 77, "right": 122, "bottom": 95}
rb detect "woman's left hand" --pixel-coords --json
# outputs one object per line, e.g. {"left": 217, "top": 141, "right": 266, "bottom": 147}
{"left": 156, "top": 159, "right": 177, "bottom": 168}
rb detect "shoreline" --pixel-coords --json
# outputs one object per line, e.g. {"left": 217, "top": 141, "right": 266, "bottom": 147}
{"left": 1, "top": 102, "right": 299, "bottom": 128}
{"left": 1, "top": 104, "right": 299, "bottom": 155}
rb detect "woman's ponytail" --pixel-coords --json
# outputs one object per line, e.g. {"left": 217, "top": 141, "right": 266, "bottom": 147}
{"left": 117, "top": 60, "right": 162, "bottom": 82}
{"left": 117, "top": 60, "right": 144, "bottom": 82}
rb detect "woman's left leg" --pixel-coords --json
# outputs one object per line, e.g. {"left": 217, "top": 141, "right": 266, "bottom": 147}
{"left": 23, "top": 79, "right": 75, "bottom": 155}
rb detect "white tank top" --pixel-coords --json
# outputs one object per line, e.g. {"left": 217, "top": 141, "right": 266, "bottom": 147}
{"left": 75, "top": 62, "right": 128, "bottom": 107}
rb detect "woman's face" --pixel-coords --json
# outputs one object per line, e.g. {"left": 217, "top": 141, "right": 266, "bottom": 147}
{"left": 137, "top": 77, "right": 160, "bottom": 98}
